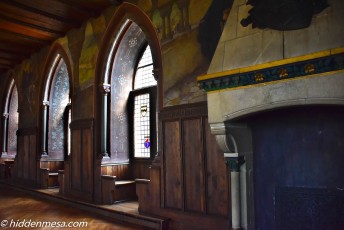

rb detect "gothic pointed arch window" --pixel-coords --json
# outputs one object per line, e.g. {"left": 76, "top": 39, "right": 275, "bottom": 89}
{"left": 129, "top": 44, "right": 157, "bottom": 158}
{"left": 100, "top": 19, "right": 159, "bottom": 163}
{"left": 1, "top": 79, "right": 18, "bottom": 159}
{"left": 41, "top": 55, "right": 71, "bottom": 160}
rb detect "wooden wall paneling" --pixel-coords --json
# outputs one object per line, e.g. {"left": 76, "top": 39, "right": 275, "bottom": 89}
{"left": 139, "top": 103, "right": 230, "bottom": 229}
{"left": 150, "top": 166, "right": 161, "bottom": 208}
{"left": 183, "top": 118, "right": 206, "bottom": 213}
{"left": 64, "top": 160, "right": 71, "bottom": 194}
{"left": 81, "top": 128, "right": 93, "bottom": 195}
{"left": 101, "top": 164, "right": 131, "bottom": 179}
{"left": 164, "top": 120, "right": 183, "bottom": 209}
{"left": 16, "top": 135, "right": 24, "bottom": 178}
{"left": 69, "top": 119, "right": 94, "bottom": 200}
{"left": 29, "top": 134, "right": 36, "bottom": 181}
{"left": 14, "top": 128, "right": 38, "bottom": 185}
{"left": 23, "top": 135, "right": 29, "bottom": 179}
{"left": 71, "top": 129, "right": 81, "bottom": 191}
{"left": 101, "top": 165, "right": 107, "bottom": 175}
{"left": 204, "top": 118, "right": 229, "bottom": 217}
{"left": 133, "top": 161, "right": 150, "bottom": 179}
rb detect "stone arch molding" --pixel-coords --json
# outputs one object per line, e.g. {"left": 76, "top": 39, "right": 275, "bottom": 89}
{"left": 96, "top": 2, "right": 162, "bottom": 88}
{"left": 2, "top": 75, "right": 17, "bottom": 157}
{"left": 95, "top": 3, "right": 162, "bottom": 160}
{"left": 40, "top": 43, "right": 73, "bottom": 158}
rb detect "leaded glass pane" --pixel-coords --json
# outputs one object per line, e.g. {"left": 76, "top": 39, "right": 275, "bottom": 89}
{"left": 134, "top": 94, "right": 150, "bottom": 158}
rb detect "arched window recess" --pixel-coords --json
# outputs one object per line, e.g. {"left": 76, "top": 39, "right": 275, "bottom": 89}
{"left": 99, "top": 19, "right": 160, "bottom": 163}
{"left": 41, "top": 54, "right": 71, "bottom": 160}
{"left": 129, "top": 44, "right": 157, "bottom": 159}
{"left": 2, "top": 78, "right": 18, "bottom": 158}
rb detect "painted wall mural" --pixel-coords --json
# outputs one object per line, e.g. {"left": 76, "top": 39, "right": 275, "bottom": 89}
{"left": 135, "top": 0, "right": 233, "bottom": 106}
{"left": 6, "top": 0, "right": 232, "bottom": 130}
{"left": 79, "top": 16, "right": 107, "bottom": 86}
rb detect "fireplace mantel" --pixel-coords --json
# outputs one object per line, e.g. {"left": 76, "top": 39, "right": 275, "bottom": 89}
{"left": 198, "top": 48, "right": 344, "bottom": 124}
{"left": 197, "top": 0, "right": 344, "bottom": 228}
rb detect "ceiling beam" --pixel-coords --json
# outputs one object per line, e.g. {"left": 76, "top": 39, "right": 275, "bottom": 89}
{"left": 0, "top": 51, "right": 27, "bottom": 61}
{"left": 56, "top": 0, "right": 99, "bottom": 17}
{"left": 0, "top": 2, "right": 74, "bottom": 32}
{"left": 0, "top": 43, "right": 36, "bottom": 55}
{"left": 2, "top": 0, "right": 81, "bottom": 27}
{"left": 0, "top": 58, "right": 13, "bottom": 66}
{"left": 0, "top": 29, "right": 51, "bottom": 45}
{"left": 0, "top": 14, "right": 64, "bottom": 37}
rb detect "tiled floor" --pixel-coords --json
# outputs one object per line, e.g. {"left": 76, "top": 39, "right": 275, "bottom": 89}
{"left": 0, "top": 184, "right": 147, "bottom": 229}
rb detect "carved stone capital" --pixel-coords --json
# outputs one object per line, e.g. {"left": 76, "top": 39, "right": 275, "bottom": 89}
{"left": 225, "top": 153, "right": 245, "bottom": 172}
{"left": 99, "top": 83, "right": 111, "bottom": 95}
{"left": 210, "top": 122, "right": 252, "bottom": 155}
{"left": 210, "top": 122, "right": 233, "bottom": 153}
{"left": 152, "top": 68, "right": 159, "bottom": 81}
{"left": 42, "top": 101, "right": 49, "bottom": 107}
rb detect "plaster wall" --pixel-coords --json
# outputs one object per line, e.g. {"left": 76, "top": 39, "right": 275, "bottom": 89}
{"left": 206, "top": 0, "right": 344, "bottom": 124}
{"left": 209, "top": 0, "right": 344, "bottom": 74}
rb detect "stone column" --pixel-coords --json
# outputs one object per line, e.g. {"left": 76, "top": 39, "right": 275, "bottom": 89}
{"left": 41, "top": 101, "right": 49, "bottom": 156}
{"left": 100, "top": 84, "right": 111, "bottom": 158}
{"left": 226, "top": 153, "right": 245, "bottom": 230}
{"left": 2, "top": 113, "right": 9, "bottom": 155}
{"left": 210, "top": 122, "right": 251, "bottom": 230}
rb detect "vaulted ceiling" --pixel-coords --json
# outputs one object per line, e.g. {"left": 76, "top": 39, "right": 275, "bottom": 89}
{"left": 0, "top": 0, "right": 122, "bottom": 75}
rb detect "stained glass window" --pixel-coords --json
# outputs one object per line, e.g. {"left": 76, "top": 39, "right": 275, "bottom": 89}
{"left": 134, "top": 94, "right": 150, "bottom": 158}
{"left": 132, "top": 45, "right": 156, "bottom": 158}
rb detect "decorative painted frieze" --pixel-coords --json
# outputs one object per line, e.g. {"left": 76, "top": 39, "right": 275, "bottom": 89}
{"left": 198, "top": 48, "right": 344, "bottom": 92}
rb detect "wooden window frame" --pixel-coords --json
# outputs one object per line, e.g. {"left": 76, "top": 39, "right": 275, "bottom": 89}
{"left": 128, "top": 86, "right": 157, "bottom": 161}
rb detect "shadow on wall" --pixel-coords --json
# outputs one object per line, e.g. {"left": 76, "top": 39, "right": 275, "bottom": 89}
{"left": 198, "top": 0, "right": 234, "bottom": 61}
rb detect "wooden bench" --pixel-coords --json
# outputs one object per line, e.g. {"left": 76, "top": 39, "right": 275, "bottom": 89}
{"left": 58, "top": 170, "right": 65, "bottom": 194}
{"left": 101, "top": 175, "right": 136, "bottom": 204}
{"left": 2, "top": 160, "right": 14, "bottom": 180}
{"left": 40, "top": 168, "right": 59, "bottom": 188}
{"left": 0, "top": 163, "right": 5, "bottom": 179}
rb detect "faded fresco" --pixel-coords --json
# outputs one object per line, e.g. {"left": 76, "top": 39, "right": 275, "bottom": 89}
{"left": 8, "top": 0, "right": 232, "bottom": 127}
{"left": 79, "top": 16, "right": 107, "bottom": 87}
{"left": 133, "top": 0, "right": 232, "bottom": 106}
{"left": 14, "top": 49, "right": 48, "bottom": 128}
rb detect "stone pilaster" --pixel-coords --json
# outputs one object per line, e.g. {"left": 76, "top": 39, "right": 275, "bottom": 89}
{"left": 99, "top": 84, "right": 111, "bottom": 158}
{"left": 41, "top": 101, "right": 49, "bottom": 156}
{"left": 2, "top": 113, "right": 9, "bottom": 155}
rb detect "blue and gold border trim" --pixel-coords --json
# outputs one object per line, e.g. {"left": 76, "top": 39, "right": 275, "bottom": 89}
{"left": 197, "top": 48, "right": 344, "bottom": 92}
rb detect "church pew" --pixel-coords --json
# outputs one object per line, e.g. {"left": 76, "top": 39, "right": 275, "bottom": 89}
{"left": 40, "top": 168, "right": 59, "bottom": 188}
{"left": 40, "top": 161, "right": 64, "bottom": 189}
{"left": 101, "top": 175, "right": 136, "bottom": 204}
